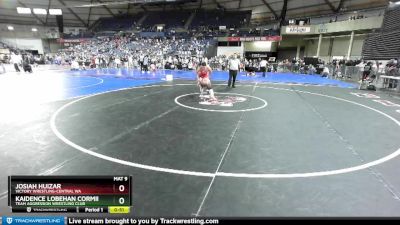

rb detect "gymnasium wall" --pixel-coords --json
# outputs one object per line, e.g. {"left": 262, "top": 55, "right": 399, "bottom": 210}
{"left": 217, "top": 46, "right": 244, "bottom": 57}
{"left": 243, "top": 41, "right": 277, "bottom": 52}
{"left": 0, "top": 23, "right": 87, "bottom": 54}
{"left": 303, "top": 35, "right": 365, "bottom": 61}
{"left": 0, "top": 38, "right": 45, "bottom": 54}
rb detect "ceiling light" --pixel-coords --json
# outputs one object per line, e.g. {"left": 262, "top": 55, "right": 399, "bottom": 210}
{"left": 33, "top": 8, "right": 47, "bottom": 15}
{"left": 49, "top": 9, "right": 62, "bottom": 15}
{"left": 17, "top": 7, "right": 31, "bottom": 14}
{"left": 8, "top": 26, "right": 14, "bottom": 31}
{"left": 32, "top": 28, "right": 38, "bottom": 32}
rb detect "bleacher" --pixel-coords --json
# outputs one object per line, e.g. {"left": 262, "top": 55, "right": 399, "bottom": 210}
{"left": 0, "top": 41, "right": 21, "bottom": 54}
{"left": 362, "top": 4, "right": 400, "bottom": 60}
{"left": 91, "top": 10, "right": 252, "bottom": 33}
{"left": 218, "top": 11, "right": 251, "bottom": 28}
{"left": 141, "top": 11, "right": 191, "bottom": 28}
{"left": 190, "top": 10, "right": 251, "bottom": 28}
{"left": 95, "top": 13, "right": 144, "bottom": 31}
{"left": 381, "top": 4, "right": 400, "bottom": 32}
{"left": 363, "top": 30, "right": 400, "bottom": 60}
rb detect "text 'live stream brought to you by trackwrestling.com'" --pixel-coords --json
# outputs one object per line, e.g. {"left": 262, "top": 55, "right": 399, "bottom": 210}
{"left": 1, "top": 217, "right": 224, "bottom": 225}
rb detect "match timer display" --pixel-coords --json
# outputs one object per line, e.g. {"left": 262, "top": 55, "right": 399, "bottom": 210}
{"left": 8, "top": 176, "right": 132, "bottom": 213}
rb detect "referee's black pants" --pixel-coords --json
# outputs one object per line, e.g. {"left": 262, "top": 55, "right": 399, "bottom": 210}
{"left": 228, "top": 70, "right": 238, "bottom": 87}
{"left": 260, "top": 66, "right": 266, "bottom": 77}
{"left": 14, "top": 63, "right": 20, "bottom": 72}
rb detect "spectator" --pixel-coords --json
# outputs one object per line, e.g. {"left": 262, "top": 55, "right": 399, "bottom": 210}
{"left": 71, "top": 58, "right": 80, "bottom": 70}
{"left": 22, "top": 57, "right": 32, "bottom": 73}
{"left": 143, "top": 55, "right": 149, "bottom": 73}
{"left": 308, "top": 65, "right": 316, "bottom": 75}
{"left": 321, "top": 65, "right": 329, "bottom": 77}
{"left": 362, "top": 62, "right": 372, "bottom": 81}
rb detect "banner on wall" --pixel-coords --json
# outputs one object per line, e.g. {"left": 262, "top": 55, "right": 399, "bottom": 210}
{"left": 285, "top": 26, "right": 311, "bottom": 34}
{"left": 227, "top": 36, "right": 282, "bottom": 42}
{"left": 245, "top": 51, "right": 277, "bottom": 59}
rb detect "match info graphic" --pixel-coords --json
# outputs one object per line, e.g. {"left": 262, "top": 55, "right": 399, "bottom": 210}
{"left": 8, "top": 176, "right": 132, "bottom": 214}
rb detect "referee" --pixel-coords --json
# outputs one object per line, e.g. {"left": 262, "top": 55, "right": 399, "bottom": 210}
{"left": 228, "top": 54, "right": 241, "bottom": 88}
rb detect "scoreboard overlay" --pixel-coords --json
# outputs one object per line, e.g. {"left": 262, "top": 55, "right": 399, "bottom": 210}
{"left": 8, "top": 176, "right": 132, "bottom": 213}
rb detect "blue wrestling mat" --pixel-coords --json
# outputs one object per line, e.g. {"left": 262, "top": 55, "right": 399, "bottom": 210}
{"left": 66, "top": 68, "right": 357, "bottom": 89}
{"left": 0, "top": 68, "right": 356, "bottom": 105}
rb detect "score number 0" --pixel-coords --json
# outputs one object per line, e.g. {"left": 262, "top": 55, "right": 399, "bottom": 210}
{"left": 118, "top": 184, "right": 125, "bottom": 205}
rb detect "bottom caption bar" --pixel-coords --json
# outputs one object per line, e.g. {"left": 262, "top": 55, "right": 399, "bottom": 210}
{"left": 11, "top": 207, "right": 128, "bottom": 214}
{"left": 0, "top": 216, "right": 297, "bottom": 225}
{"left": 2, "top": 217, "right": 222, "bottom": 225}
{"left": 68, "top": 218, "right": 221, "bottom": 225}
{"left": 2, "top": 216, "right": 356, "bottom": 225}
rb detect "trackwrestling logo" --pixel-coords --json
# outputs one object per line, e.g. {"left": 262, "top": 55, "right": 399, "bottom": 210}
{"left": 2, "top": 217, "right": 64, "bottom": 225}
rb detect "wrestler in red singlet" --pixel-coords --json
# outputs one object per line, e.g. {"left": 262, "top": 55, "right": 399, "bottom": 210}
{"left": 197, "top": 62, "right": 216, "bottom": 100}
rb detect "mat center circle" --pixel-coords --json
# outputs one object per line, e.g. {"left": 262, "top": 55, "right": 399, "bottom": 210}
{"left": 174, "top": 92, "right": 268, "bottom": 112}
